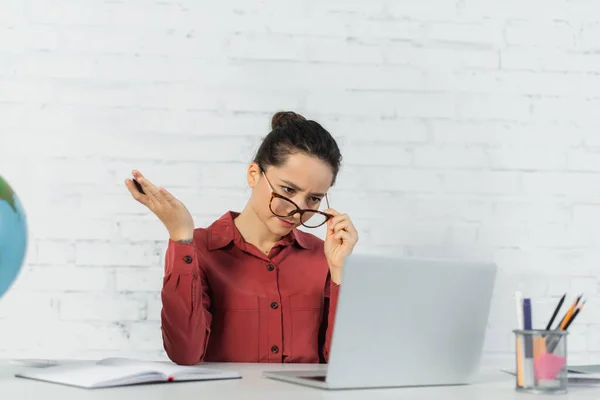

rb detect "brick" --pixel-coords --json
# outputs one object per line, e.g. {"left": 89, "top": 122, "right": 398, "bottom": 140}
{"left": 114, "top": 267, "right": 163, "bottom": 292}
{"left": 505, "top": 20, "right": 575, "bottom": 48}
{"left": 500, "top": 49, "right": 543, "bottom": 71}
{"left": 307, "top": 92, "right": 455, "bottom": 118}
{"left": 541, "top": 52, "right": 600, "bottom": 74}
{"left": 414, "top": 197, "right": 489, "bottom": 223}
{"left": 22, "top": 53, "right": 96, "bottom": 80}
{"left": 318, "top": 0, "right": 386, "bottom": 15}
{"left": 529, "top": 224, "right": 594, "bottom": 248}
{"left": 442, "top": 171, "right": 521, "bottom": 194}
{"left": 28, "top": 0, "right": 114, "bottom": 25}
{"left": 569, "top": 277, "right": 598, "bottom": 297}
{"left": 146, "top": 294, "right": 162, "bottom": 322}
{"left": 349, "top": 19, "right": 422, "bottom": 41}
{"left": 369, "top": 222, "right": 448, "bottom": 246}
{"left": 426, "top": 21, "right": 504, "bottom": 47}
{"left": 118, "top": 218, "right": 170, "bottom": 242}
{"left": 325, "top": 117, "right": 429, "bottom": 143}
{"left": 330, "top": 191, "right": 414, "bottom": 221}
{"left": 522, "top": 172, "right": 600, "bottom": 196}
{"left": 306, "top": 37, "right": 385, "bottom": 65}
{"left": 363, "top": 169, "right": 443, "bottom": 192}
{"left": 567, "top": 149, "right": 600, "bottom": 172}
{"left": 0, "top": 79, "right": 55, "bottom": 103}
{"left": 387, "top": 0, "right": 459, "bottom": 20}
{"left": 488, "top": 147, "right": 567, "bottom": 171}
{"left": 342, "top": 144, "right": 412, "bottom": 166}
{"left": 229, "top": 33, "right": 307, "bottom": 62}
{"left": 455, "top": 94, "right": 532, "bottom": 121}
{"left": 0, "top": 2, "right": 26, "bottom": 24}
{"left": 0, "top": 290, "right": 59, "bottom": 320}
{"left": 0, "top": 103, "right": 27, "bottom": 129}
{"left": 461, "top": 0, "right": 566, "bottom": 20}
{"left": 477, "top": 225, "right": 530, "bottom": 248}
{"left": 31, "top": 217, "right": 118, "bottom": 241}
{"left": 35, "top": 240, "right": 75, "bottom": 265}
{"left": 573, "top": 204, "right": 600, "bottom": 224}
{"left": 59, "top": 293, "right": 145, "bottom": 321}
{"left": 388, "top": 45, "right": 499, "bottom": 70}
{"left": 75, "top": 241, "right": 159, "bottom": 267}
{"left": 491, "top": 200, "right": 570, "bottom": 224}
{"left": 128, "top": 321, "right": 163, "bottom": 351}
{"left": 413, "top": 147, "right": 487, "bottom": 169}
{"left": 18, "top": 265, "right": 112, "bottom": 292}
{"left": 449, "top": 70, "right": 600, "bottom": 98}
{"left": 200, "top": 163, "right": 248, "bottom": 188}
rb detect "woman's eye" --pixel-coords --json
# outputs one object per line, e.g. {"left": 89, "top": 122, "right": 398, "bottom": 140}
{"left": 282, "top": 186, "right": 294, "bottom": 194}
{"left": 310, "top": 197, "right": 321, "bottom": 204}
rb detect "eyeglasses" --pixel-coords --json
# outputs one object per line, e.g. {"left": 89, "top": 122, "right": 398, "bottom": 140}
{"left": 262, "top": 172, "right": 332, "bottom": 228}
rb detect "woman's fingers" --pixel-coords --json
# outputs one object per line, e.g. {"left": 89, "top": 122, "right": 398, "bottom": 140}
{"left": 334, "top": 230, "right": 353, "bottom": 243}
{"left": 158, "top": 187, "right": 179, "bottom": 206}
{"left": 132, "top": 172, "right": 166, "bottom": 203}
{"left": 125, "top": 178, "right": 151, "bottom": 207}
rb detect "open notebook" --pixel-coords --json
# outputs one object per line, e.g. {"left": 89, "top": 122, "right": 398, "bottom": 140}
{"left": 15, "top": 357, "right": 241, "bottom": 389}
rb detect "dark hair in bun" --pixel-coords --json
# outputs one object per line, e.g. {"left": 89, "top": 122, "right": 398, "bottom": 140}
{"left": 271, "top": 111, "right": 306, "bottom": 129}
{"left": 253, "top": 111, "right": 342, "bottom": 186}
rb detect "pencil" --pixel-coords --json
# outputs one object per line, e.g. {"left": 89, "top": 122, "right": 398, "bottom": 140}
{"left": 563, "top": 301, "right": 585, "bottom": 331}
{"left": 545, "top": 293, "right": 566, "bottom": 331}
{"left": 558, "top": 295, "right": 581, "bottom": 330}
{"left": 548, "top": 300, "right": 586, "bottom": 353}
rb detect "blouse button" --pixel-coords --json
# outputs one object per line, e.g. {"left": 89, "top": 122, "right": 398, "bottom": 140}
{"left": 183, "top": 255, "right": 193, "bottom": 264}
{"left": 271, "top": 345, "right": 279, "bottom": 354}
{"left": 270, "top": 302, "right": 279, "bottom": 309}
{"left": 266, "top": 264, "right": 275, "bottom": 271}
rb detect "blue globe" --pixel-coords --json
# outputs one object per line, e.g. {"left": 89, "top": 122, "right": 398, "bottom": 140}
{"left": 0, "top": 176, "right": 27, "bottom": 300}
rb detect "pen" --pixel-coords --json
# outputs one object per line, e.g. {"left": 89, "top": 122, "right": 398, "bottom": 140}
{"left": 515, "top": 291, "right": 524, "bottom": 329}
{"left": 545, "top": 293, "right": 566, "bottom": 331}
{"left": 523, "top": 298, "right": 534, "bottom": 387}
{"left": 515, "top": 291, "right": 525, "bottom": 387}
{"left": 133, "top": 178, "right": 145, "bottom": 194}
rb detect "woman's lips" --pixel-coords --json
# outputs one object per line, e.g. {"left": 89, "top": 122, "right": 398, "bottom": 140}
{"left": 278, "top": 217, "right": 294, "bottom": 228}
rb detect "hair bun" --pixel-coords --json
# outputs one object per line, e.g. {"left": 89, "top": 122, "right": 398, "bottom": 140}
{"left": 271, "top": 111, "right": 306, "bottom": 130}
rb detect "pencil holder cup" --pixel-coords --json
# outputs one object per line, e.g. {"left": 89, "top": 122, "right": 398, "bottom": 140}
{"left": 513, "top": 329, "right": 568, "bottom": 394}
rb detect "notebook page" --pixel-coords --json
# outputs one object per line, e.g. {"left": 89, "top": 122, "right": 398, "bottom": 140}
{"left": 97, "top": 358, "right": 185, "bottom": 376}
{"left": 96, "top": 358, "right": 237, "bottom": 379}
{"left": 17, "top": 363, "right": 163, "bottom": 388}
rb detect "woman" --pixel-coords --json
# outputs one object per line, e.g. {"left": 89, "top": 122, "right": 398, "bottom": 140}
{"left": 124, "top": 111, "right": 359, "bottom": 365}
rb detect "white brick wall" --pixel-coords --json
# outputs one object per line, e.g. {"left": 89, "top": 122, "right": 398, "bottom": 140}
{"left": 2, "top": 0, "right": 600, "bottom": 365}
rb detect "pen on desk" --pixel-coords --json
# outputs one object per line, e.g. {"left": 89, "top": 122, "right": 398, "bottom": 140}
{"left": 545, "top": 293, "right": 566, "bottom": 331}
{"left": 523, "top": 298, "right": 534, "bottom": 387}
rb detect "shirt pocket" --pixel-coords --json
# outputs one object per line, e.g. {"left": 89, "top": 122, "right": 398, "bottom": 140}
{"left": 289, "top": 294, "right": 324, "bottom": 360}
{"left": 207, "top": 293, "right": 260, "bottom": 362}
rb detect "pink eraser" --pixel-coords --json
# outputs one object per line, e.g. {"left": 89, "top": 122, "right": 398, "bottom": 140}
{"left": 534, "top": 352, "right": 566, "bottom": 380}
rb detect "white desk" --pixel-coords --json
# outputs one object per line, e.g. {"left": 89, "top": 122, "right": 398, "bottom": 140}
{"left": 1, "top": 360, "right": 600, "bottom": 399}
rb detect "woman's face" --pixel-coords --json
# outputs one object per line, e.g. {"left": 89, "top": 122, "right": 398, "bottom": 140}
{"left": 248, "top": 153, "right": 334, "bottom": 236}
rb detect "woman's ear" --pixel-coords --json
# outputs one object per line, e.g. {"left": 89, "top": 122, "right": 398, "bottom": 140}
{"left": 247, "top": 162, "right": 261, "bottom": 188}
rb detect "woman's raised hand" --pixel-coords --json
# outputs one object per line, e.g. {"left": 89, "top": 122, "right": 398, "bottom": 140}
{"left": 125, "top": 170, "right": 195, "bottom": 242}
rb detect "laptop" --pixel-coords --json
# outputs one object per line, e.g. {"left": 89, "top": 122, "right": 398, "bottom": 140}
{"left": 263, "top": 253, "right": 497, "bottom": 390}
